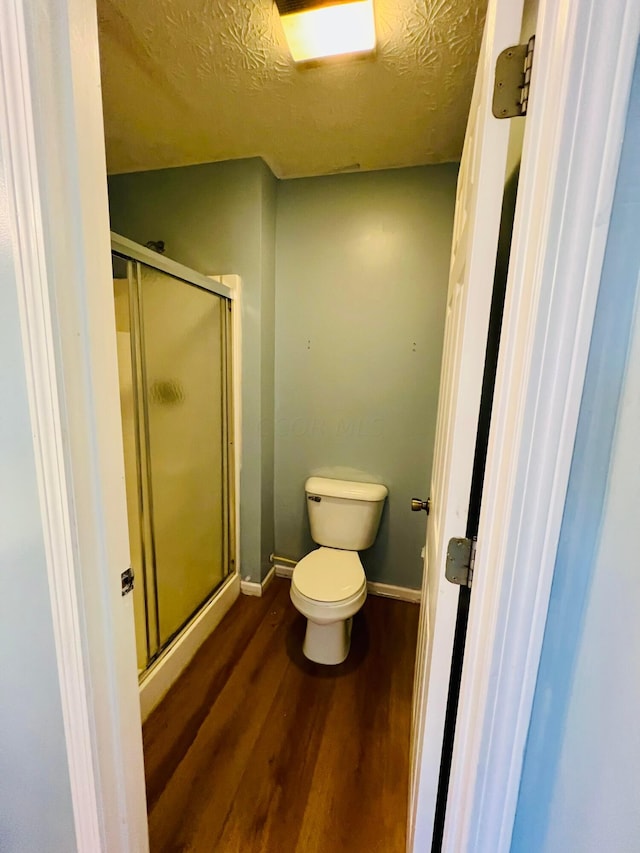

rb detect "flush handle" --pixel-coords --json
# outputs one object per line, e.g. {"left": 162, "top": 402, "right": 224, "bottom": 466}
{"left": 411, "top": 498, "right": 430, "bottom": 514}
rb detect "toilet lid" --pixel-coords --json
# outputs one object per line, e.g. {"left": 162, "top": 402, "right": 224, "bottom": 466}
{"left": 293, "top": 548, "right": 365, "bottom": 603}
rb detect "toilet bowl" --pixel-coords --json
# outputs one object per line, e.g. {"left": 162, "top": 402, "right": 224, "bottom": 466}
{"left": 290, "top": 476, "right": 387, "bottom": 665}
{"left": 291, "top": 547, "right": 367, "bottom": 665}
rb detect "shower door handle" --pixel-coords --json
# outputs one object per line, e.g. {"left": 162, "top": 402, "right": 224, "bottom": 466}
{"left": 121, "top": 567, "right": 135, "bottom": 596}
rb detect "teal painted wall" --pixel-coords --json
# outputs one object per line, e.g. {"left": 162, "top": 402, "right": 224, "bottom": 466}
{"left": 108, "top": 159, "right": 277, "bottom": 582}
{"left": 0, "top": 148, "right": 76, "bottom": 852}
{"left": 274, "top": 166, "right": 458, "bottom": 589}
{"left": 511, "top": 47, "right": 640, "bottom": 853}
{"left": 109, "top": 161, "right": 458, "bottom": 590}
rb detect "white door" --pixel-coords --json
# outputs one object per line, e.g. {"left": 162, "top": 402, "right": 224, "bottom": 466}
{"left": 409, "top": 1, "right": 527, "bottom": 847}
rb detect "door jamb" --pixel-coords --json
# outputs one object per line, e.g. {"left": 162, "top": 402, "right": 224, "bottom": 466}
{"left": 442, "top": 1, "right": 640, "bottom": 850}
{"left": 0, "top": 3, "right": 103, "bottom": 848}
{"left": 0, "top": 0, "right": 149, "bottom": 849}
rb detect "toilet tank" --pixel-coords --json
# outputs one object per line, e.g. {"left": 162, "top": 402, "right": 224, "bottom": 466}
{"left": 305, "top": 477, "right": 388, "bottom": 550}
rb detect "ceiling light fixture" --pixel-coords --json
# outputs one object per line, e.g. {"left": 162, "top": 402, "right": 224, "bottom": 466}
{"left": 275, "top": 0, "right": 376, "bottom": 64}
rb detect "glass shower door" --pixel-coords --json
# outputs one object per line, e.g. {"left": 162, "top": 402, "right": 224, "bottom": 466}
{"left": 136, "top": 263, "right": 232, "bottom": 653}
{"left": 113, "top": 255, "right": 149, "bottom": 671}
{"left": 113, "top": 253, "right": 234, "bottom": 672}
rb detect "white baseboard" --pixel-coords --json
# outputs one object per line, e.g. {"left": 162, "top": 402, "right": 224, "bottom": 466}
{"left": 273, "top": 562, "right": 420, "bottom": 603}
{"left": 139, "top": 573, "right": 240, "bottom": 722}
{"left": 240, "top": 565, "right": 276, "bottom": 597}
{"left": 239, "top": 579, "right": 261, "bottom": 596}
{"left": 262, "top": 564, "right": 276, "bottom": 591}
{"left": 366, "top": 581, "right": 421, "bottom": 604}
{"left": 274, "top": 563, "right": 294, "bottom": 579}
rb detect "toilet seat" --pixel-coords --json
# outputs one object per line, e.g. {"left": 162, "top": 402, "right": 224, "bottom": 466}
{"left": 292, "top": 547, "right": 365, "bottom": 603}
{"left": 290, "top": 547, "right": 368, "bottom": 660}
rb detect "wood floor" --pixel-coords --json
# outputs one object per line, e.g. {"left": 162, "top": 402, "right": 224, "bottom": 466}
{"left": 143, "top": 578, "right": 419, "bottom": 852}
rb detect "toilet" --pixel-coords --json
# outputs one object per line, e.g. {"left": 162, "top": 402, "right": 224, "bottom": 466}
{"left": 290, "top": 476, "right": 388, "bottom": 665}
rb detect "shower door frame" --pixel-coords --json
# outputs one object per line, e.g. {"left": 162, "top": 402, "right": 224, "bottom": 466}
{"left": 111, "top": 233, "right": 242, "bottom": 704}
{"left": 111, "top": 233, "right": 233, "bottom": 302}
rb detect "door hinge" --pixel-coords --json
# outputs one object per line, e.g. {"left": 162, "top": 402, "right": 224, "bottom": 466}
{"left": 445, "top": 537, "right": 477, "bottom": 588}
{"left": 492, "top": 35, "right": 535, "bottom": 118}
{"left": 121, "top": 567, "right": 134, "bottom": 596}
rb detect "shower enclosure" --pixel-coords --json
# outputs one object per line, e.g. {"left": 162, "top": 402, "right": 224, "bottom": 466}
{"left": 111, "top": 235, "right": 236, "bottom": 678}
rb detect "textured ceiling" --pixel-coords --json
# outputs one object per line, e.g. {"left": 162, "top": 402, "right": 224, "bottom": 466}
{"left": 97, "top": 0, "right": 487, "bottom": 178}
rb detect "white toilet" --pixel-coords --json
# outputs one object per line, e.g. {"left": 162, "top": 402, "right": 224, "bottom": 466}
{"left": 290, "top": 476, "right": 388, "bottom": 665}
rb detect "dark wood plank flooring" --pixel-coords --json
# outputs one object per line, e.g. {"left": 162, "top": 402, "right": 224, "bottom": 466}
{"left": 143, "top": 578, "right": 419, "bottom": 852}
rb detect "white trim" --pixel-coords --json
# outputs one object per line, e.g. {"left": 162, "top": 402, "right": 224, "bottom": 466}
{"left": 0, "top": 3, "right": 101, "bottom": 848}
{"left": 260, "top": 564, "right": 276, "bottom": 592}
{"left": 275, "top": 563, "right": 295, "bottom": 578}
{"left": 211, "top": 274, "right": 243, "bottom": 581}
{"left": 366, "top": 582, "right": 421, "bottom": 603}
{"left": 443, "top": 2, "right": 640, "bottom": 851}
{"left": 7, "top": 1, "right": 150, "bottom": 849}
{"left": 240, "top": 580, "right": 263, "bottom": 596}
{"left": 240, "top": 565, "right": 276, "bottom": 597}
{"left": 139, "top": 573, "right": 240, "bottom": 721}
{"left": 273, "top": 562, "right": 420, "bottom": 602}
{"left": 409, "top": 2, "right": 526, "bottom": 845}
{"left": 226, "top": 275, "right": 243, "bottom": 581}
{"left": 112, "top": 232, "right": 232, "bottom": 298}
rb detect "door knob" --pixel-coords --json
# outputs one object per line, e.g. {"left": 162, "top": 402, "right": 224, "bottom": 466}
{"left": 411, "top": 498, "right": 430, "bottom": 514}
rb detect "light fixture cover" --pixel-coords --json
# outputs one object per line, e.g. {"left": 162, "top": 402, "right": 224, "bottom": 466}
{"left": 276, "top": 0, "right": 376, "bottom": 63}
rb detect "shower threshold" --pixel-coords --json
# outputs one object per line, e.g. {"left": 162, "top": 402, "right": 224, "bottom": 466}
{"left": 138, "top": 572, "right": 240, "bottom": 722}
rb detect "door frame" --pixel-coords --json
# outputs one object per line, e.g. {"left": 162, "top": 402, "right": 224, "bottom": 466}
{"left": 0, "top": 0, "right": 149, "bottom": 849}
{"left": 440, "top": 0, "right": 639, "bottom": 850}
{"left": 1, "top": 1, "right": 638, "bottom": 852}
{"left": 409, "top": 0, "right": 527, "bottom": 846}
